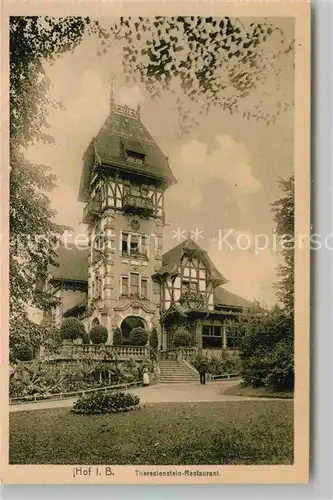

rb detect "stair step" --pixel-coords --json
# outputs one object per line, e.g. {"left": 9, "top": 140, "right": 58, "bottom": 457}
{"left": 158, "top": 359, "right": 198, "bottom": 384}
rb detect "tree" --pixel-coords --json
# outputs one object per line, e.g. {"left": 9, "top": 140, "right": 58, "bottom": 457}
{"left": 97, "top": 16, "right": 294, "bottom": 135}
{"left": 90, "top": 325, "right": 108, "bottom": 345}
{"left": 231, "top": 307, "right": 294, "bottom": 390}
{"left": 112, "top": 327, "right": 123, "bottom": 346}
{"left": 150, "top": 328, "right": 159, "bottom": 350}
{"left": 9, "top": 315, "right": 46, "bottom": 363}
{"left": 129, "top": 327, "right": 149, "bottom": 346}
{"left": 271, "top": 175, "right": 294, "bottom": 314}
{"left": 9, "top": 17, "right": 93, "bottom": 315}
{"left": 60, "top": 317, "right": 86, "bottom": 342}
{"left": 173, "top": 328, "right": 192, "bottom": 347}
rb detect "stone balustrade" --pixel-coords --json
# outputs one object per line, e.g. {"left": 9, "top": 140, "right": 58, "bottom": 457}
{"left": 42, "top": 344, "right": 149, "bottom": 361}
{"left": 160, "top": 347, "right": 198, "bottom": 361}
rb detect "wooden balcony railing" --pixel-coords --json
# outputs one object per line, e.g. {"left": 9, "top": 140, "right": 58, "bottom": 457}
{"left": 122, "top": 193, "right": 154, "bottom": 215}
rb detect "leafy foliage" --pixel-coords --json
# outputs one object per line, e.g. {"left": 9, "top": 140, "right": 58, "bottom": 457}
{"left": 9, "top": 315, "right": 46, "bottom": 363}
{"left": 192, "top": 351, "right": 239, "bottom": 375}
{"left": 129, "top": 327, "right": 149, "bottom": 346}
{"left": 71, "top": 391, "right": 140, "bottom": 414}
{"left": 149, "top": 328, "right": 159, "bottom": 350}
{"left": 9, "top": 17, "right": 94, "bottom": 315}
{"left": 112, "top": 327, "right": 123, "bottom": 346}
{"left": 89, "top": 325, "right": 108, "bottom": 345}
{"left": 60, "top": 317, "right": 86, "bottom": 342}
{"left": 9, "top": 358, "right": 142, "bottom": 399}
{"left": 271, "top": 175, "right": 294, "bottom": 314}
{"left": 13, "top": 344, "right": 34, "bottom": 362}
{"left": 98, "top": 17, "right": 294, "bottom": 135}
{"left": 173, "top": 328, "right": 192, "bottom": 347}
{"left": 232, "top": 307, "right": 294, "bottom": 390}
{"left": 179, "top": 291, "right": 205, "bottom": 309}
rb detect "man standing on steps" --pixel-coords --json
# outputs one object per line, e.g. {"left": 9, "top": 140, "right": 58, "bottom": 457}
{"left": 198, "top": 359, "right": 208, "bottom": 385}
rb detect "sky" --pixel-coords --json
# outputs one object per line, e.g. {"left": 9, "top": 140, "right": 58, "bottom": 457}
{"left": 26, "top": 17, "right": 294, "bottom": 307}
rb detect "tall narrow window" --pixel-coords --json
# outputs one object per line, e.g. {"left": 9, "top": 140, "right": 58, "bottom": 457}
{"left": 122, "top": 232, "right": 129, "bottom": 255}
{"left": 141, "top": 278, "right": 148, "bottom": 299}
{"left": 141, "top": 235, "right": 148, "bottom": 256}
{"left": 130, "top": 234, "right": 139, "bottom": 254}
{"left": 121, "top": 276, "right": 129, "bottom": 296}
{"left": 130, "top": 273, "right": 139, "bottom": 297}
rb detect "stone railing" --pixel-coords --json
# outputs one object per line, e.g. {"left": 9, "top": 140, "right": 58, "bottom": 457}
{"left": 42, "top": 344, "right": 149, "bottom": 361}
{"left": 160, "top": 347, "right": 198, "bottom": 361}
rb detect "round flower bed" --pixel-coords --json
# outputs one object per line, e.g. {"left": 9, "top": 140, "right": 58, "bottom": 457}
{"left": 71, "top": 391, "right": 140, "bottom": 414}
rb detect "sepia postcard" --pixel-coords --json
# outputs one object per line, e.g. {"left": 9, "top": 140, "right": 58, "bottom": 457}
{"left": 1, "top": 0, "right": 310, "bottom": 485}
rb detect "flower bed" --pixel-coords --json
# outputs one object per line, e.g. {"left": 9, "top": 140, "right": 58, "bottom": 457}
{"left": 71, "top": 391, "right": 140, "bottom": 414}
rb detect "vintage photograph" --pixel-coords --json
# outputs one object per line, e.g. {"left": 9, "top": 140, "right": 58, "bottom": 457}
{"left": 3, "top": 7, "right": 310, "bottom": 483}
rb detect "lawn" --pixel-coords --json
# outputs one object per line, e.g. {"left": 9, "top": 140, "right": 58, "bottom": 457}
{"left": 10, "top": 400, "right": 293, "bottom": 465}
{"left": 224, "top": 383, "right": 294, "bottom": 399}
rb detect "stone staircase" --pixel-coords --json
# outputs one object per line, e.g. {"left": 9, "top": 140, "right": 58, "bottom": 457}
{"left": 158, "top": 359, "right": 199, "bottom": 384}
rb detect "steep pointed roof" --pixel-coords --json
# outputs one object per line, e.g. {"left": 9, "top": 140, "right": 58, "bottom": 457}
{"left": 79, "top": 104, "right": 176, "bottom": 202}
{"left": 154, "top": 238, "right": 228, "bottom": 286}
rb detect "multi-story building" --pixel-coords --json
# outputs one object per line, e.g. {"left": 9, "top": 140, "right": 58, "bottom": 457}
{"left": 45, "top": 97, "right": 253, "bottom": 352}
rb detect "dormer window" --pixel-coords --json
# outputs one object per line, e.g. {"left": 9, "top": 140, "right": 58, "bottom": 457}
{"left": 122, "top": 139, "right": 146, "bottom": 165}
{"left": 127, "top": 151, "right": 145, "bottom": 164}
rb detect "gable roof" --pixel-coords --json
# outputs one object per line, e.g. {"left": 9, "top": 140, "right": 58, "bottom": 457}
{"left": 214, "top": 286, "right": 253, "bottom": 309}
{"left": 79, "top": 106, "right": 176, "bottom": 202}
{"left": 48, "top": 246, "right": 89, "bottom": 282}
{"left": 154, "top": 238, "right": 228, "bottom": 286}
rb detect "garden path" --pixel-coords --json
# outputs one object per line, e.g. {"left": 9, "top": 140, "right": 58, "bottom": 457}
{"left": 9, "top": 379, "right": 275, "bottom": 413}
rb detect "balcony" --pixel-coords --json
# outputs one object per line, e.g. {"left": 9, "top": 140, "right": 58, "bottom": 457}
{"left": 122, "top": 193, "right": 154, "bottom": 216}
{"left": 82, "top": 200, "right": 101, "bottom": 224}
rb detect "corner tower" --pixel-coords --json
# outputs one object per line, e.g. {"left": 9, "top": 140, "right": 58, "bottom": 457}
{"left": 78, "top": 99, "right": 176, "bottom": 343}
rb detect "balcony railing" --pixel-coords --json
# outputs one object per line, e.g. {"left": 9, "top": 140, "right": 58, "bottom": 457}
{"left": 42, "top": 344, "right": 149, "bottom": 361}
{"left": 82, "top": 200, "right": 101, "bottom": 224}
{"left": 122, "top": 193, "right": 154, "bottom": 215}
{"left": 121, "top": 250, "right": 148, "bottom": 260}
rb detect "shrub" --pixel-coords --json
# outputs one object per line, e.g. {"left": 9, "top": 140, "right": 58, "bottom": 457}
{"left": 129, "top": 327, "right": 149, "bottom": 346}
{"left": 14, "top": 344, "right": 34, "bottom": 362}
{"left": 264, "top": 338, "right": 294, "bottom": 390}
{"left": 90, "top": 325, "right": 108, "bottom": 345}
{"left": 192, "top": 352, "right": 238, "bottom": 376}
{"left": 60, "top": 317, "right": 86, "bottom": 342}
{"left": 173, "top": 329, "right": 192, "bottom": 347}
{"left": 112, "top": 327, "right": 123, "bottom": 346}
{"left": 71, "top": 391, "right": 140, "bottom": 414}
{"left": 237, "top": 307, "right": 294, "bottom": 390}
{"left": 9, "top": 316, "right": 45, "bottom": 363}
{"left": 150, "top": 328, "right": 159, "bottom": 350}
